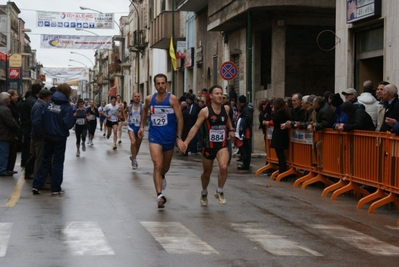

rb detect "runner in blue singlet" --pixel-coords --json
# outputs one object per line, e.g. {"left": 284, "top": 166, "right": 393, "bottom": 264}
{"left": 138, "top": 73, "right": 185, "bottom": 209}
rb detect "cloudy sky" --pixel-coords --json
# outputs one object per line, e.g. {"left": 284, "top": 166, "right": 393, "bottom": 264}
{"left": 12, "top": 0, "right": 130, "bottom": 67}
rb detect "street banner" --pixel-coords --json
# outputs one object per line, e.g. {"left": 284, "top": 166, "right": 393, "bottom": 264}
{"left": 290, "top": 130, "right": 313, "bottom": 145}
{"left": 40, "top": 35, "right": 112, "bottom": 49}
{"left": 37, "top": 11, "right": 114, "bottom": 29}
{"left": 41, "top": 67, "right": 89, "bottom": 83}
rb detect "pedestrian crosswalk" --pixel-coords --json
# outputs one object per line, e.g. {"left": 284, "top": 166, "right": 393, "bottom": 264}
{"left": 231, "top": 222, "right": 323, "bottom": 256}
{"left": 0, "top": 223, "right": 12, "bottom": 257}
{"left": 0, "top": 221, "right": 398, "bottom": 257}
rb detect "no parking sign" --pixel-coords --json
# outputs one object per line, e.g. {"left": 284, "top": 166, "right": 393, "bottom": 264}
{"left": 219, "top": 61, "right": 237, "bottom": 81}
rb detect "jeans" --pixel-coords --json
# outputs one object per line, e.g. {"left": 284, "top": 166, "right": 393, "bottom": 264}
{"left": 33, "top": 138, "right": 67, "bottom": 192}
{"left": 0, "top": 141, "right": 10, "bottom": 173}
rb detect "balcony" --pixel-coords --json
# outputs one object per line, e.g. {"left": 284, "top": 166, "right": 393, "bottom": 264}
{"left": 176, "top": 0, "right": 208, "bottom": 12}
{"left": 149, "top": 11, "right": 181, "bottom": 49}
{"left": 22, "top": 69, "right": 34, "bottom": 80}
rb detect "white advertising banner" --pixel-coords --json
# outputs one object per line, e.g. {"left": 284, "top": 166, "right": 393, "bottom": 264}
{"left": 37, "top": 11, "right": 114, "bottom": 29}
{"left": 42, "top": 67, "right": 89, "bottom": 83}
{"left": 40, "top": 34, "right": 112, "bottom": 49}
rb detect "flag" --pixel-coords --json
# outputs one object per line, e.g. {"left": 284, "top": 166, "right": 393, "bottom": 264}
{"left": 169, "top": 36, "right": 177, "bottom": 71}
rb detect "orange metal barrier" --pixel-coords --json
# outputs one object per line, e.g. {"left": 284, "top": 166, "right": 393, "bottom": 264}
{"left": 256, "top": 127, "right": 399, "bottom": 222}
{"left": 255, "top": 128, "right": 279, "bottom": 178}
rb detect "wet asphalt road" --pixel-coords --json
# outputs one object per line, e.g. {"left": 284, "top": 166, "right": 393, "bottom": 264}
{"left": 0, "top": 126, "right": 398, "bottom": 267}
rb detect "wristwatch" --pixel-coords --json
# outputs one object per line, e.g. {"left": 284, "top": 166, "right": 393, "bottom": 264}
{"left": 176, "top": 135, "right": 182, "bottom": 139}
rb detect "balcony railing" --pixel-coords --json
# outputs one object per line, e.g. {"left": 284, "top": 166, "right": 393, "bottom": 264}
{"left": 149, "top": 11, "right": 181, "bottom": 49}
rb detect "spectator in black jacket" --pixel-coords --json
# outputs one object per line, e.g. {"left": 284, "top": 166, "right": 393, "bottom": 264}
{"left": 7, "top": 89, "right": 20, "bottom": 174}
{"left": 380, "top": 84, "right": 399, "bottom": 133}
{"left": 282, "top": 93, "right": 305, "bottom": 130}
{"left": 334, "top": 101, "right": 375, "bottom": 131}
{"left": 308, "top": 97, "right": 335, "bottom": 168}
{"left": 18, "top": 83, "right": 41, "bottom": 169}
{"left": 237, "top": 95, "right": 253, "bottom": 171}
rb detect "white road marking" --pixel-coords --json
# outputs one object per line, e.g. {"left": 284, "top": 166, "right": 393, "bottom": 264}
{"left": 0, "top": 223, "right": 13, "bottom": 257}
{"left": 231, "top": 222, "right": 323, "bottom": 256}
{"left": 141, "top": 221, "right": 218, "bottom": 254}
{"left": 62, "top": 221, "right": 115, "bottom": 256}
{"left": 311, "top": 224, "right": 399, "bottom": 255}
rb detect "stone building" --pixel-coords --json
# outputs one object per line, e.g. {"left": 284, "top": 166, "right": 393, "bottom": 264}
{"left": 177, "top": 0, "right": 336, "bottom": 150}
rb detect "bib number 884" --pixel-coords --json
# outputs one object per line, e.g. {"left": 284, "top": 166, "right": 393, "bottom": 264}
{"left": 209, "top": 129, "right": 225, "bottom": 142}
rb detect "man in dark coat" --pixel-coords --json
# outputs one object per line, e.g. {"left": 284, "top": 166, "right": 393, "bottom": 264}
{"left": 380, "top": 84, "right": 399, "bottom": 133}
{"left": 334, "top": 101, "right": 375, "bottom": 131}
{"left": 0, "top": 92, "right": 20, "bottom": 176}
{"left": 237, "top": 95, "right": 254, "bottom": 170}
{"left": 19, "top": 83, "right": 41, "bottom": 168}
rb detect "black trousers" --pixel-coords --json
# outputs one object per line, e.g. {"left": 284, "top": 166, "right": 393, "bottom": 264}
{"left": 241, "top": 139, "right": 252, "bottom": 168}
{"left": 275, "top": 148, "right": 287, "bottom": 173}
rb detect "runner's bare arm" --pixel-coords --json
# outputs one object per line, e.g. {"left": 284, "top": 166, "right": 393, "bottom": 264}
{"left": 138, "top": 95, "right": 151, "bottom": 138}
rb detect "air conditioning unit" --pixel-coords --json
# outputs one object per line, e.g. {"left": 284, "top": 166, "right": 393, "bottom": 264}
{"left": 129, "top": 30, "right": 146, "bottom": 50}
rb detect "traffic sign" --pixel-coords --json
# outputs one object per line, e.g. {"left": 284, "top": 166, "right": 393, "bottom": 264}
{"left": 219, "top": 61, "right": 237, "bottom": 81}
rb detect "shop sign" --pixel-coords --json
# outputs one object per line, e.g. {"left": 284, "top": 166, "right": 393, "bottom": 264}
{"left": 347, "top": 0, "right": 381, "bottom": 23}
{"left": 8, "top": 68, "right": 20, "bottom": 79}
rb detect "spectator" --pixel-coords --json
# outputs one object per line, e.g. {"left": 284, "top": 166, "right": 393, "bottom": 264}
{"left": 7, "top": 89, "right": 20, "bottom": 174}
{"left": 32, "top": 83, "right": 75, "bottom": 195}
{"left": 30, "top": 89, "right": 53, "bottom": 180}
{"left": 283, "top": 93, "right": 305, "bottom": 129}
{"left": 308, "top": 96, "right": 335, "bottom": 167}
{"left": 186, "top": 94, "right": 199, "bottom": 155}
{"left": 296, "top": 95, "right": 316, "bottom": 129}
{"left": 358, "top": 80, "right": 378, "bottom": 126}
{"left": 331, "top": 93, "right": 348, "bottom": 129}
{"left": 341, "top": 88, "right": 364, "bottom": 108}
{"left": 202, "top": 88, "right": 211, "bottom": 106}
{"left": 227, "top": 84, "right": 237, "bottom": 103}
{"left": 258, "top": 98, "right": 272, "bottom": 139}
{"left": 334, "top": 101, "right": 375, "bottom": 131}
{"left": 380, "top": 84, "right": 399, "bottom": 133}
{"left": 263, "top": 98, "right": 290, "bottom": 174}
{"left": 308, "top": 97, "right": 335, "bottom": 131}
{"left": 0, "top": 92, "right": 20, "bottom": 176}
{"left": 375, "top": 81, "right": 389, "bottom": 131}
{"left": 236, "top": 95, "right": 253, "bottom": 171}
{"left": 19, "top": 83, "right": 41, "bottom": 168}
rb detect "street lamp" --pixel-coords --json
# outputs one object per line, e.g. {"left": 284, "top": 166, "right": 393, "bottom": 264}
{"left": 69, "top": 59, "right": 88, "bottom": 68}
{"left": 79, "top": 6, "right": 121, "bottom": 30}
{"left": 128, "top": 1, "right": 141, "bottom": 97}
{"left": 70, "top": 51, "right": 94, "bottom": 66}
{"left": 75, "top": 28, "right": 99, "bottom": 36}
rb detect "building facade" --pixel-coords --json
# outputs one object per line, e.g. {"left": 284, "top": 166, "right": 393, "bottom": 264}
{"left": 335, "top": 0, "right": 396, "bottom": 92}
{"left": 178, "top": 0, "right": 336, "bottom": 149}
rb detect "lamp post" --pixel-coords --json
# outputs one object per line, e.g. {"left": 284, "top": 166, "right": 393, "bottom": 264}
{"left": 78, "top": 5, "right": 127, "bottom": 101}
{"left": 128, "top": 0, "right": 141, "bottom": 97}
{"left": 70, "top": 51, "right": 94, "bottom": 66}
{"left": 69, "top": 59, "right": 88, "bottom": 68}
{"left": 75, "top": 28, "right": 99, "bottom": 36}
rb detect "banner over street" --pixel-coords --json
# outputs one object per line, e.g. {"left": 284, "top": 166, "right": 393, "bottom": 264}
{"left": 40, "top": 35, "right": 112, "bottom": 49}
{"left": 37, "top": 11, "right": 114, "bottom": 29}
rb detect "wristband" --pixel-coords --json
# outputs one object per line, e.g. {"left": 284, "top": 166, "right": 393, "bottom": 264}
{"left": 176, "top": 135, "right": 182, "bottom": 139}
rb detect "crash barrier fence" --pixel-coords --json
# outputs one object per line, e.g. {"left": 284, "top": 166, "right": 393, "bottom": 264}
{"left": 255, "top": 127, "right": 399, "bottom": 224}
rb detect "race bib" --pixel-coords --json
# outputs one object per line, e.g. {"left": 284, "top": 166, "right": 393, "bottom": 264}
{"left": 90, "top": 114, "right": 96, "bottom": 120}
{"left": 151, "top": 114, "right": 168, "bottom": 126}
{"left": 76, "top": 118, "right": 86, "bottom": 125}
{"left": 209, "top": 129, "right": 225, "bottom": 142}
{"left": 130, "top": 115, "right": 141, "bottom": 126}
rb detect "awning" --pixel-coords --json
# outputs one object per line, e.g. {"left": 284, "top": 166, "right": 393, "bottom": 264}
{"left": 108, "top": 86, "right": 117, "bottom": 97}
